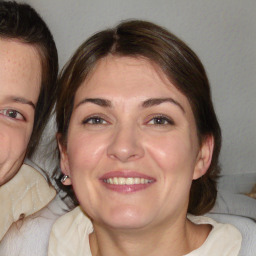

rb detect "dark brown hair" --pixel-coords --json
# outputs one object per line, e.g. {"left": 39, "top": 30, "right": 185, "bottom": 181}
{"left": 56, "top": 20, "right": 221, "bottom": 215}
{"left": 0, "top": 1, "right": 58, "bottom": 157}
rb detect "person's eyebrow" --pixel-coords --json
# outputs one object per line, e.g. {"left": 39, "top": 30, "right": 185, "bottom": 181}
{"left": 75, "top": 98, "right": 112, "bottom": 109}
{"left": 142, "top": 98, "right": 185, "bottom": 113}
{"left": 7, "top": 96, "right": 36, "bottom": 109}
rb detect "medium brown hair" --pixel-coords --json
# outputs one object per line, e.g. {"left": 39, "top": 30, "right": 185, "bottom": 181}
{"left": 56, "top": 20, "right": 221, "bottom": 215}
{"left": 0, "top": 1, "right": 58, "bottom": 157}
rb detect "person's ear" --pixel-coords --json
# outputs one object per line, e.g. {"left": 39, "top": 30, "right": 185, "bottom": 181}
{"left": 193, "top": 135, "right": 214, "bottom": 180}
{"left": 57, "top": 133, "right": 72, "bottom": 186}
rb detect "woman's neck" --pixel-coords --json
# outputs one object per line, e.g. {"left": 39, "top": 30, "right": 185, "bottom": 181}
{"left": 89, "top": 216, "right": 211, "bottom": 256}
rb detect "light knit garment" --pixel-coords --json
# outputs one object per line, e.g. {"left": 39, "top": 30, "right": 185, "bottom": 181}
{"left": 48, "top": 206, "right": 242, "bottom": 256}
{"left": 0, "top": 164, "right": 58, "bottom": 256}
{"left": 0, "top": 164, "right": 56, "bottom": 241}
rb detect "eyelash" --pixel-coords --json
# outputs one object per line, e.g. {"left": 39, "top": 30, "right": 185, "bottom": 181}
{"left": 82, "top": 114, "right": 174, "bottom": 126}
{"left": 147, "top": 115, "right": 174, "bottom": 126}
{"left": 0, "top": 109, "right": 25, "bottom": 121}
{"left": 82, "top": 116, "right": 108, "bottom": 125}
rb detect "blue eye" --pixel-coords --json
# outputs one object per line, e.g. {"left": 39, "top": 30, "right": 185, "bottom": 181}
{"left": 0, "top": 109, "right": 25, "bottom": 120}
{"left": 82, "top": 116, "right": 107, "bottom": 125}
{"left": 148, "top": 116, "right": 174, "bottom": 125}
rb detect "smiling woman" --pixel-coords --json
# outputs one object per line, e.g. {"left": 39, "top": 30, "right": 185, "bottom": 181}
{"left": 49, "top": 20, "right": 241, "bottom": 256}
{"left": 0, "top": 1, "right": 58, "bottom": 255}
{"left": 0, "top": 1, "right": 58, "bottom": 184}
{"left": 0, "top": 39, "right": 41, "bottom": 184}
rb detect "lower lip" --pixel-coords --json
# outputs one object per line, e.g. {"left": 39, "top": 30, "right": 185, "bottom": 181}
{"left": 100, "top": 181, "right": 154, "bottom": 193}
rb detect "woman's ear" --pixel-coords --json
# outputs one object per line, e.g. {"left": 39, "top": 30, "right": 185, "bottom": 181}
{"left": 57, "top": 133, "right": 72, "bottom": 186}
{"left": 193, "top": 135, "right": 214, "bottom": 180}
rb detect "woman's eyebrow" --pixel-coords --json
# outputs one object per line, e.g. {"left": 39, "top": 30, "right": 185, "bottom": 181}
{"left": 142, "top": 98, "right": 185, "bottom": 113}
{"left": 75, "top": 97, "right": 185, "bottom": 113}
{"left": 75, "top": 98, "right": 112, "bottom": 109}
{"left": 7, "top": 96, "right": 36, "bottom": 109}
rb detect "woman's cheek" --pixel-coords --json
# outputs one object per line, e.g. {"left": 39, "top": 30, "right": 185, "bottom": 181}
{"left": 0, "top": 126, "right": 29, "bottom": 185}
{"left": 146, "top": 133, "right": 194, "bottom": 174}
{"left": 0, "top": 127, "right": 27, "bottom": 163}
{"left": 0, "top": 129, "right": 9, "bottom": 164}
{"left": 67, "top": 131, "right": 108, "bottom": 172}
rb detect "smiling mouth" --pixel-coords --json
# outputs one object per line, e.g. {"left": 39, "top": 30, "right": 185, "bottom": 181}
{"left": 103, "top": 177, "right": 154, "bottom": 185}
{"left": 100, "top": 171, "right": 156, "bottom": 193}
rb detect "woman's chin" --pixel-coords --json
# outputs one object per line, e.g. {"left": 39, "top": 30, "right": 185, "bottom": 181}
{"left": 93, "top": 207, "right": 153, "bottom": 230}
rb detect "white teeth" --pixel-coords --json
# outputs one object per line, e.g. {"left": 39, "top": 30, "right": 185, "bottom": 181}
{"left": 126, "top": 177, "right": 134, "bottom": 185}
{"left": 134, "top": 178, "right": 140, "bottom": 184}
{"left": 119, "top": 177, "right": 126, "bottom": 185}
{"left": 104, "top": 177, "right": 153, "bottom": 185}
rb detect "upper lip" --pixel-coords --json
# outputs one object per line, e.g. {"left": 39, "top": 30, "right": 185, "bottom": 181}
{"left": 100, "top": 170, "right": 156, "bottom": 181}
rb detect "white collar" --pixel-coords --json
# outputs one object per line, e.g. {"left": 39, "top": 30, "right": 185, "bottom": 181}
{"left": 49, "top": 207, "right": 241, "bottom": 256}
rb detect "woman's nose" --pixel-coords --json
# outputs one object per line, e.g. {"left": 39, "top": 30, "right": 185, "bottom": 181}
{"left": 107, "top": 124, "right": 144, "bottom": 162}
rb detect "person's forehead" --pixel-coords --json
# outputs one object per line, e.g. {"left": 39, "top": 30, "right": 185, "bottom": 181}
{"left": 0, "top": 38, "right": 42, "bottom": 104}
{"left": 74, "top": 56, "right": 193, "bottom": 114}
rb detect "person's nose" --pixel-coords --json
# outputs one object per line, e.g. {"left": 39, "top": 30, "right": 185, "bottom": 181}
{"left": 107, "top": 123, "right": 144, "bottom": 162}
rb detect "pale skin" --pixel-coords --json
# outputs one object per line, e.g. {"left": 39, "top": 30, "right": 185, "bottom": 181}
{"left": 0, "top": 39, "right": 41, "bottom": 185}
{"left": 59, "top": 56, "right": 214, "bottom": 256}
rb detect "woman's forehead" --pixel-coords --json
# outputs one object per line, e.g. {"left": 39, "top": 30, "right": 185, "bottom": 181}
{"left": 76, "top": 56, "right": 177, "bottom": 95}
{"left": 73, "top": 56, "right": 195, "bottom": 119}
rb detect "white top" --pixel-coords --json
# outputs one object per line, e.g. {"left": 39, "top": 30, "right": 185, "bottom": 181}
{"left": 0, "top": 164, "right": 62, "bottom": 256}
{"left": 48, "top": 206, "right": 242, "bottom": 256}
{"left": 0, "top": 164, "right": 56, "bottom": 241}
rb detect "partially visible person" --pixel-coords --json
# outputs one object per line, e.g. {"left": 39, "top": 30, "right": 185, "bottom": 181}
{"left": 49, "top": 20, "right": 241, "bottom": 255}
{"left": 0, "top": 1, "right": 60, "bottom": 255}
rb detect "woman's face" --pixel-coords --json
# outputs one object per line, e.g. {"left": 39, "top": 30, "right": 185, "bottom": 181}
{"left": 0, "top": 39, "right": 41, "bottom": 185}
{"left": 60, "top": 56, "right": 212, "bottom": 230}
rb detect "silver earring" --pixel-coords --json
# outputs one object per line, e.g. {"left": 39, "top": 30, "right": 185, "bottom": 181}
{"left": 61, "top": 175, "right": 69, "bottom": 183}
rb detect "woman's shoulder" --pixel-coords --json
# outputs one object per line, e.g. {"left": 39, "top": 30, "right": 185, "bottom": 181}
{"left": 48, "top": 206, "right": 93, "bottom": 256}
{"left": 186, "top": 215, "right": 242, "bottom": 256}
{"left": 51, "top": 205, "right": 92, "bottom": 229}
{"left": 0, "top": 164, "right": 56, "bottom": 240}
{"left": 0, "top": 196, "right": 67, "bottom": 256}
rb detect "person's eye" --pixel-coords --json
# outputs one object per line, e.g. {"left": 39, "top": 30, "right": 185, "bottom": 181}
{"left": 82, "top": 116, "right": 108, "bottom": 125}
{"left": 0, "top": 109, "right": 25, "bottom": 120}
{"left": 147, "top": 115, "right": 174, "bottom": 126}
